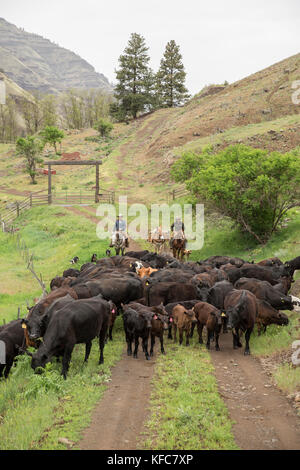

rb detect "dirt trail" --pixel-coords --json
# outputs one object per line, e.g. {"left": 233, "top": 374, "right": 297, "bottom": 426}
{"left": 210, "top": 333, "right": 300, "bottom": 450}
{"left": 79, "top": 346, "right": 157, "bottom": 450}
{"left": 0, "top": 186, "right": 31, "bottom": 196}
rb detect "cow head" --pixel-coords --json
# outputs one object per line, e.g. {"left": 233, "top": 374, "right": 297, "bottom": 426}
{"left": 152, "top": 311, "right": 169, "bottom": 330}
{"left": 184, "top": 308, "right": 197, "bottom": 324}
{"left": 226, "top": 303, "right": 243, "bottom": 330}
{"left": 22, "top": 303, "right": 47, "bottom": 341}
{"left": 31, "top": 348, "right": 49, "bottom": 372}
{"left": 273, "top": 311, "right": 289, "bottom": 326}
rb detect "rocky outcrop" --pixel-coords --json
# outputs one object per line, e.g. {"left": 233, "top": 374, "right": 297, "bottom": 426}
{"left": 0, "top": 18, "right": 112, "bottom": 94}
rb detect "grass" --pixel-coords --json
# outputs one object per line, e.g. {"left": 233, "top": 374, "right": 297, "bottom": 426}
{"left": 141, "top": 338, "right": 238, "bottom": 450}
{"left": 0, "top": 205, "right": 110, "bottom": 321}
{"left": 189, "top": 208, "right": 300, "bottom": 264}
{"left": 274, "top": 363, "right": 300, "bottom": 395}
{"left": 0, "top": 317, "right": 124, "bottom": 450}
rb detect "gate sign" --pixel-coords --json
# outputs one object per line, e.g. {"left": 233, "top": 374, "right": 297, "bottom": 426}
{"left": 0, "top": 80, "right": 5, "bottom": 105}
{"left": 0, "top": 340, "right": 6, "bottom": 364}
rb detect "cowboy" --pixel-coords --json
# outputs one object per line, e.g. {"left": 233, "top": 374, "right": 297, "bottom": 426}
{"left": 110, "top": 214, "right": 129, "bottom": 247}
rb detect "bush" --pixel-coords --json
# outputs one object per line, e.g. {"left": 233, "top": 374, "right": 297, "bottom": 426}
{"left": 171, "top": 144, "right": 300, "bottom": 244}
{"left": 94, "top": 118, "right": 113, "bottom": 138}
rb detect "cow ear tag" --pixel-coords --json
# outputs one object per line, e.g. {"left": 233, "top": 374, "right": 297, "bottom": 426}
{"left": 221, "top": 312, "right": 226, "bottom": 317}
{"left": 22, "top": 323, "right": 27, "bottom": 329}
{"left": 170, "top": 318, "right": 173, "bottom": 322}
{"left": 111, "top": 309, "right": 115, "bottom": 314}
{"left": 153, "top": 315, "right": 158, "bottom": 320}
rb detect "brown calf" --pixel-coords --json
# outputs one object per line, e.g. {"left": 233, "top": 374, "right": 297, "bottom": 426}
{"left": 192, "top": 301, "right": 223, "bottom": 351}
{"left": 256, "top": 299, "right": 289, "bottom": 335}
{"left": 172, "top": 304, "right": 197, "bottom": 346}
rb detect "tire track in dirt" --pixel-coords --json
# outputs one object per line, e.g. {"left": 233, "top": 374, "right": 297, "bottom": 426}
{"left": 79, "top": 347, "right": 158, "bottom": 450}
{"left": 209, "top": 332, "right": 300, "bottom": 450}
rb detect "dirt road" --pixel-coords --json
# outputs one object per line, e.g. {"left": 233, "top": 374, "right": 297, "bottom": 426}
{"left": 79, "top": 346, "right": 157, "bottom": 450}
{"left": 210, "top": 332, "right": 300, "bottom": 450}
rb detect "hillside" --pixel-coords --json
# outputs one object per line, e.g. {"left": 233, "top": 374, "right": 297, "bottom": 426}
{"left": 98, "top": 52, "right": 300, "bottom": 201}
{"left": 0, "top": 71, "right": 35, "bottom": 138}
{"left": 0, "top": 53, "right": 299, "bottom": 204}
{"left": 0, "top": 18, "right": 112, "bottom": 94}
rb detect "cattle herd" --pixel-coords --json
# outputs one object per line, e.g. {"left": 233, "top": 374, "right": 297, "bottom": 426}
{"left": 0, "top": 250, "right": 300, "bottom": 380}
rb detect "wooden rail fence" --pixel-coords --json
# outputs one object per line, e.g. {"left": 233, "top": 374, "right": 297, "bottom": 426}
{"left": 169, "top": 187, "right": 189, "bottom": 200}
{"left": 0, "top": 188, "right": 115, "bottom": 232}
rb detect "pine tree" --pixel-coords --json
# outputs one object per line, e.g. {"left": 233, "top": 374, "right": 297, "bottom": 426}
{"left": 113, "top": 33, "right": 154, "bottom": 120}
{"left": 156, "top": 40, "right": 190, "bottom": 107}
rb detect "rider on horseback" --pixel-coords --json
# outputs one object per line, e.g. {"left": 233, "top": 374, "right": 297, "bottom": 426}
{"left": 110, "top": 214, "right": 129, "bottom": 248}
{"left": 170, "top": 216, "right": 186, "bottom": 250}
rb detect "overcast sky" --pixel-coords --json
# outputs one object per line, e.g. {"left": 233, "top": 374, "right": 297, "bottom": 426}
{"left": 1, "top": 0, "right": 299, "bottom": 94}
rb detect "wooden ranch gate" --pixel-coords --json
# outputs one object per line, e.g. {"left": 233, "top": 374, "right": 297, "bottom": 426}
{"left": 0, "top": 160, "right": 115, "bottom": 232}
{"left": 46, "top": 160, "right": 104, "bottom": 204}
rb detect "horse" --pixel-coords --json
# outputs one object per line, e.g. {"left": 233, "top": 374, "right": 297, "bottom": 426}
{"left": 148, "top": 227, "right": 169, "bottom": 254}
{"left": 170, "top": 230, "right": 186, "bottom": 260}
{"left": 112, "top": 231, "right": 126, "bottom": 256}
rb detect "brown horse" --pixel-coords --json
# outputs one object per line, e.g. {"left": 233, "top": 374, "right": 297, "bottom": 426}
{"left": 172, "top": 238, "right": 186, "bottom": 260}
{"left": 171, "top": 230, "right": 187, "bottom": 260}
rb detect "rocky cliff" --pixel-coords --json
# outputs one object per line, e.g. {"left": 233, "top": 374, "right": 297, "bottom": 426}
{"left": 0, "top": 18, "right": 112, "bottom": 94}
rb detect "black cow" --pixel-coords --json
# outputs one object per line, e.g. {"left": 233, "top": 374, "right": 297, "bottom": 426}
{"left": 234, "top": 278, "right": 293, "bottom": 310}
{"left": 31, "top": 295, "right": 110, "bottom": 379}
{"left": 227, "top": 264, "right": 291, "bottom": 285}
{"left": 63, "top": 268, "right": 80, "bottom": 278}
{"left": 224, "top": 289, "right": 257, "bottom": 355}
{"left": 86, "top": 277, "right": 143, "bottom": 307}
{"left": 146, "top": 281, "right": 201, "bottom": 307}
{"left": 207, "top": 281, "right": 234, "bottom": 309}
{"left": 122, "top": 305, "right": 154, "bottom": 360}
{"left": 22, "top": 289, "right": 78, "bottom": 343}
{"left": 124, "top": 250, "right": 150, "bottom": 259}
{"left": 22, "top": 294, "right": 76, "bottom": 341}
{"left": 0, "top": 320, "right": 26, "bottom": 378}
{"left": 128, "top": 302, "right": 169, "bottom": 356}
{"left": 140, "top": 253, "right": 169, "bottom": 269}
{"left": 285, "top": 256, "right": 300, "bottom": 277}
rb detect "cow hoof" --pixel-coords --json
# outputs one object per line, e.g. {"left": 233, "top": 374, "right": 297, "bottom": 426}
{"left": 244, "top": 350, "right": 250, "bottom": 355}
{"left": 127, "top": 351, "right": 132, "bottom": 356}
{"left": 215, "top": 347, "right": 220, "bottom": 351}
